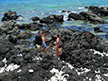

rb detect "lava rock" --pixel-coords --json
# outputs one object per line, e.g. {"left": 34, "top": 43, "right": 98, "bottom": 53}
{"left": 18, "top": 31, "right": 34, "bottom": 39}
{"left": 1, "top": 10, "right": 21, "bottom": 21}
{"left": 40, "top": 14, "right": 64, "bottom": 24}
{"left": 30, "top": 16, "right": 40, "bottom": 21}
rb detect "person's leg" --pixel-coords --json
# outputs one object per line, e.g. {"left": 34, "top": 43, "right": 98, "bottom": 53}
{"left": 42, "top": 48, "right": 44, "bottom": 52}
{"left": 42, "top": 43, "right": 44, "bottom": 52}
{"left": 45, "top": 49, "right": 47, "bottom": 53}
{"left": 43, "top": 42, "right": 47, "bottom": 53}
{"left": 56, "top": 45, "right": 57, "bottom": 56}
{"left": 56, "top": 44, "right": 59, "bottom": 57}
{"left": 57, "top": 44, "right": 59, "bottom": 56}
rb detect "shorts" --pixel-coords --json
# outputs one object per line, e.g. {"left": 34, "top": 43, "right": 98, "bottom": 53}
{"left": 42, "top": 42, "right": 47, "bottom": 49}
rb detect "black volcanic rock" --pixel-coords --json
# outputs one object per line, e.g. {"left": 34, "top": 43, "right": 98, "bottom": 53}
{"left": 79, "top": 12, "right": 106, "bottom": 23}
{"left": 68, "top": 8, "right": 108, "bottom": 23}
{"left": 100, "top": 6, "right": 108, "bottom": 16}
{"left": 1, "top": 10, "right": 21, "bottom": 21}
{"left": 0, "top": 7, "right": 108, "bottom": 81}
{"left": 89, "top": 6, "right": 108, "bottom": 16}
{"left": 5, "top": 35, "right": 17, "bottom": 43}
{"left": 88, "top": 6, "right": 100, "bottom": 16}
{"left": 18, "top": 31, "right": 34, "bottom": 39}
{"left": 17, "top": 22, "right": 43, "bottom": 31}
{"left": 0, "top": 39, "right": 15, "bottom": 60}
{"left": 68, "top": 13, "right": 80, "bottom": 20}
{"left": 40, "top": 14, "right": 64, "bottom": 24}
{"left": 30, "top": 16, "right": 40, "bottom": 21}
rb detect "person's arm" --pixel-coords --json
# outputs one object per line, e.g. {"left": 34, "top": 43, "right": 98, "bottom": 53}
{"left": 40, "top": 31, "right": 42, "bottom": 36}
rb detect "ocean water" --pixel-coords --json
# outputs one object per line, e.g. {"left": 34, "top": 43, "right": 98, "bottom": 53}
{"left": 0, "top": 0, "right": 108, "bottom": 40}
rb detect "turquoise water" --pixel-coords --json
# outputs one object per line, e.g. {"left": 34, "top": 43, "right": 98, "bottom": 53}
{"left": 0, "top": 0, "right": 108, "bottom": 19}
{"left": 0, "top": 0, "right": 108, "bottom": 40}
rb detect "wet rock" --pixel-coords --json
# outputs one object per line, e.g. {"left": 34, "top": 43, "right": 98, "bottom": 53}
{"left": 106, "top": 34, "right": 108, "bottom": 38}
{"left": 68, "top": 12, "right": 80, "bottom": 20}
{"left": 68, "top": 11, "right": 107, "bottom": 24}
{"left": 18, "top": 23, "right": 31, "bottom": 30}
{"left": 1, "top": 10, "right": 21, "bottom": 21}
{"left": 47, "top": 24, "right": 59, "bottom": 30}
{"left": 18, "top": 31, "right": 34, "bottom": 39}
{"left": 40, "top": 14, "right": 64, "bottom": 24}
{"left": 94, "top": 27, "right": 103, "bottom": 32}
{"left": 88, "top": 6, "right": 100, "bottom": 16}
{"left": 94, "top": 27, "right": 100, "bottom": 31}
{"left": 40, "top": 16, "right": 54, "bottom": 24}
{"left": 79, "top": 12, "right": 106, "bottom": 23}
{"left": 100, "top": 6, "right": 108, "bottom": 16}
{"left": 61, "top": 10, "right": 71, "bottom": 13}
{"left": 30, "top": 22, "right": 43, "bottom": 31}
{"left": 30, "top": 16, "right": 40, "bottom": 21}
{"left": 89, "top": 6, "right": 108, "bottom": 16}
{"left": 17, "top": 22, "right": 43, "bottom": 30}
{"left": 17, "top": 39, "right": 30, "bottom": 45}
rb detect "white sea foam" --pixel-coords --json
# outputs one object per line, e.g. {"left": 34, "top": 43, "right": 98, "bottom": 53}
{"left": 5, "top": 63, "right": 20, "bottom": 72}
{"left": 49, "top": 68, "right": 68, "bottom": 81}
{"left": 95, "top": 74, "right": 105, "bottom": 81}
{"left": 65, "top": 62, "right": 74, "bottom": 69}
{"left": 17, "top": 69, "right": 22, "bottom": 73}
{"left": 103, "top": 73, "right": 108, "bottom": 77}
{"left": 0, "top": 58, "right": 20, "bottom": 73}
{"left": 63, "top": 12, "right": 70, "bottom": 21}
{"left": 0, "top": 67, "right": 5, "bottom": 73}
{"left": 76, "top": 67, "right": 91, "bottom": 75}
{"left": 33, "top": 56, "right": 42, "bottom": 61}
{"left": 17, "top": 54, "right": 23, "bottom": 56}
{"left": 78, "top": 7, "right": 85, "bottom": 9}
{"left": 0, "top": 63, "right": 20, "bottom": 73}
{"left": 17, "top": 17, "right": 24, "bottom": 21}
{"left": 2, "top": 58, "right": 7, "bottom": 64}
{"left": 29, "top": 69, "right": 34, "bottom": 73}
{"left": 90, "top": 49, "right": 107, "bottom": 57}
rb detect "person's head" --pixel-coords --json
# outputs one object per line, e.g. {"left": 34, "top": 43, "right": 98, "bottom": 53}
{"left": 42, "top": 33, "right": 45, "bottom": 36}
{"left": 40, "top": 31, "right": 45, "bottom": 36}
{"left": 56, "top": 34, "right": 59, "bottom": 38}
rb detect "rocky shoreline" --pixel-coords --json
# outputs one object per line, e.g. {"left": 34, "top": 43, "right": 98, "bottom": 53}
{"left": 0, "top": 6, "right": 108, "bottom": 81}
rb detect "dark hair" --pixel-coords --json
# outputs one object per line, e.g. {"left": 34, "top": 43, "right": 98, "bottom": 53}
{"left": 57, "top": 34, "right": 59, "bottom": 37}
